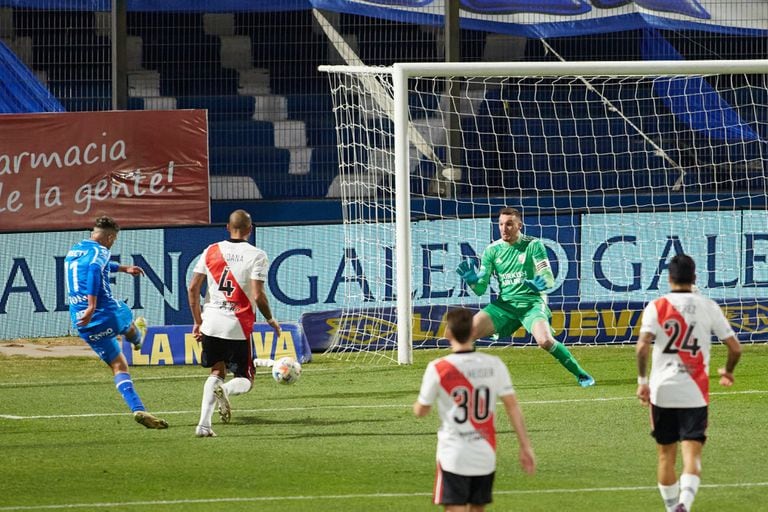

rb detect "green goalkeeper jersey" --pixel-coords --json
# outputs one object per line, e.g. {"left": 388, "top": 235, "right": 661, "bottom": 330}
{"left": 470, "top": 234, "right": 555, "bottom": 305}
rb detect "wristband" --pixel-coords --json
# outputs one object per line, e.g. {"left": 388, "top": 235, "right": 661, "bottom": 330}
{"left": 637, "top": 376, "right": 649, "bottom": 385}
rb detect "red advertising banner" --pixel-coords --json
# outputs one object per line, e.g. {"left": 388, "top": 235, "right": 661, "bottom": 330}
{"left": 0, "top": 109, "right": 209, "bottom": 232}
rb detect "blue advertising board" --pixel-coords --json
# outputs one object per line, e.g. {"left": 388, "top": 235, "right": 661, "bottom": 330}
{"left": 300, "top": 303, "right": 646, "bottom": 351}
{"left": 122, "top": 322, "right": 311, "bottom": 366}
{"left": 301, "top": 299, "right": 764, "bottom": 352}
{"left": 2, "top": 210, "right": 768, "bottom": 343}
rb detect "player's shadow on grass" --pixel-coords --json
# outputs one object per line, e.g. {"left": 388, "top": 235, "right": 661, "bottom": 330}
{"left": 287, "top": 389, "right": 414, "bottom": 400}
{"left": 235, "top": 415, "right": 391, "bottom": 428}
{"left": 279, "top": 430, "right": 435, "bottom": 440}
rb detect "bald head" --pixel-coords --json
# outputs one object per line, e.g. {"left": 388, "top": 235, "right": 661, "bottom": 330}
{"left": 227, "top": 209, "right": 252, "bottom": 239}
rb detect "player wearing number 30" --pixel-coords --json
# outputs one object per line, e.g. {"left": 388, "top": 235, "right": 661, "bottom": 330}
{"left": 414, "top": 308, "right": 535, "bottom": 511}
{"left": 636, "top": 254, "right": 741, "bottom": 512}
{"left": 188, "top": 210, "right": 281, "bottom": 437}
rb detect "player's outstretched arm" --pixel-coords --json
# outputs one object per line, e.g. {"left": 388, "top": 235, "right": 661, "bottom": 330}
{"left": 456, "top": 260, "right": 488, "bottom": 295}
{"left": 718, "top": 335, "right": 741, "bottom": 387}
{"left": 525, "top": 242, "right": 556, "bottom": 293}
{"left": 523, "top": 275, "right": 548, "bottom": 293}
{"left": 119, "top": 265, "right": 145, "bottom": 277}
{"left": 501, "top": 394, "right": 535, "bottom": 475}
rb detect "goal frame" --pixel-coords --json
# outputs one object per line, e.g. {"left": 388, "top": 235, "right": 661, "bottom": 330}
{"left": 320, "top": 59, "right": 768, "bottom": 364}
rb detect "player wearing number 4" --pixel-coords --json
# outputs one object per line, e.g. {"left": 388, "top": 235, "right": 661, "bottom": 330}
{"left": 636, "top": 254, "right": 741, "bottom": 512}
{"left": 414, "top": 307, "right": 535, "bottom": 511}
{"left": 188, "top": 210, "right": 281, "bottom": 437}
{"left": 65, "top": 216, "right": 168, "bottom": 429}
{"left": 456, "top": 207, "right": 594, "bottom": 387}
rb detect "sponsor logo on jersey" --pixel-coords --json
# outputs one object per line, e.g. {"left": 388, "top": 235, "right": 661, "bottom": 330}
{"left": 88, "top": 327, "right": 115, "bottom": 342}
{"left": 499, "top": 271, "right": 526, "bottom": 286}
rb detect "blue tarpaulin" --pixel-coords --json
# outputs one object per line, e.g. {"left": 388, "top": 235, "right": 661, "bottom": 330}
{"left": 0, "top": 39, "right": 63, "bottom": 113}
{"left": 642, "top": 29, "right": 760, "bottom": 142}
{"left": 309, "top": 0, "right": 768, "bottom": 37}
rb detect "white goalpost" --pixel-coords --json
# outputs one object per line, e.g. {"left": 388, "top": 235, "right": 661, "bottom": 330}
{"left": 320, "top": 60, "right": 768, "bottom": 365}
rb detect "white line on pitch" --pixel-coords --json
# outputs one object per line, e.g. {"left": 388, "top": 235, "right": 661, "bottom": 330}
{"left": 0, "top": 366, "right": 350, "bottom": 389}
{"left": 0, "top": 482, "right": 766, "bottom": 511}
{"left": 1, "top": 389, "right": 764, "bottom": 421}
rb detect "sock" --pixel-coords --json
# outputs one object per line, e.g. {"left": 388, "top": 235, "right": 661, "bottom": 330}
{"left": 124, "top": 326, "right": 140, "bottom": 345}
{"left": 658, "top": 481, "right": 680, "bottom": 512}
{"left": 679, "top": 473, "right": 700, "bottom": 510}
{"left": 198, "top": 375, "right": 221, "bottom": 428}
{"left": 114, "top": 372, "right": 145, "bottom": 412}
{"left": 548, "top": 341, "right": 587, "bottom": 378}
{"left": 224, "top": 377, "right": 252, "bottom": 396}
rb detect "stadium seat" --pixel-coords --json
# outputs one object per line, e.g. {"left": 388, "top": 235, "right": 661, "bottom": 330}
{"left": 210, "top": 175, "right": 262, "bottom": 200}
{"left": 209, "top": 120, "right": 275, "bottom": 147}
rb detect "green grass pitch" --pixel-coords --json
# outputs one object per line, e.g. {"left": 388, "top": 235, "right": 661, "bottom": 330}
{"left": 1, "top": 345, "right": 767, "bottom": 512}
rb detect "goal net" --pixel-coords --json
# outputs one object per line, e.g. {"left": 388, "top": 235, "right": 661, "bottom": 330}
{"left": 320, "top": 60, "right": 768, "bottom": 364}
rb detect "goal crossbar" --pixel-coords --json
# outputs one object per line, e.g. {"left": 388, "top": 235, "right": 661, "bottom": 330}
{"left": 320, "top": 59, "right": 768, "bottom": 78}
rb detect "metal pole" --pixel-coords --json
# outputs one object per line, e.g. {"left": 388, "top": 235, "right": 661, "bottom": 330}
{"left": 394, "top": 66, "right": 413, "bottom": 365}
{"left": 111, "top": 0, "right": 127, "bottom": 110}
{"left": 444, "top": 0, "right": 461, "bottom": 198}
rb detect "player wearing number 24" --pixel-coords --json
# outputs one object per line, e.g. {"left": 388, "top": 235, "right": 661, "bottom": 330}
{"left": 414, "top": 307, "right": 535, "bottom": 511}
{"left": 635, "top": 254, "right": 741, "bottom": 512}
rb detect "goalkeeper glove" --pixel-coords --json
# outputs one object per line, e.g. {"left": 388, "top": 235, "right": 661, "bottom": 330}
{"left": 524, "top": 275, "right": 548, "bottom": 293}
{"left": 456, "top": 260, "right": 485, "bottom": 285}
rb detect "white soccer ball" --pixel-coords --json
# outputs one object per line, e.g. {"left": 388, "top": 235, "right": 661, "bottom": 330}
{"left": 271, "top": 357, "right": 302, "bottom": 385}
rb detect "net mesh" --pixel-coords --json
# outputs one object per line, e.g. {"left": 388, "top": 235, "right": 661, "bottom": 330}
{"left": 324, "top": 65, "right": 768, "bottom": 364}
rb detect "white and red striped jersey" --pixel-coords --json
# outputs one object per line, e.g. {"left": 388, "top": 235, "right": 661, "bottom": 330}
{"left": 192, "top": 239, "right": 268, "bottom": 340}
{"left": 640, "top": 291, "right": 736, "bottom": 408}
{"left": 417, "top": 351, "right": 515, "bottom": 476}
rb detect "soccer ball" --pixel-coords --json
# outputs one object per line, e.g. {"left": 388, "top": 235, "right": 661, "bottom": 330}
{"left": 271, "top": 357, "right": 301, "bottom": 385}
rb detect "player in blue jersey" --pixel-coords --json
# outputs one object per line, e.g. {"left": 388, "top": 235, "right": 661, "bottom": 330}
{"left": 65, "top": 215, "right": 168, "bottom": 429}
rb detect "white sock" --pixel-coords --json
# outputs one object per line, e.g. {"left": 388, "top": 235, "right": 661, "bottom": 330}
{"left": 679, "top": 473, "right": 700, "bottom": 510}
{"left": 224, "top": 377, "right": 252, "bottom": 396}
{"left": 198, "top": 375, "right": 221, "bottom": 428}
{"left": 658, "top": 481, "right": 680, "bottom": 511}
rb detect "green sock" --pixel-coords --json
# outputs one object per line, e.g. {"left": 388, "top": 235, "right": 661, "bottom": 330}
{"left": 548, "top": 341, "right": 587, "bottom": 378}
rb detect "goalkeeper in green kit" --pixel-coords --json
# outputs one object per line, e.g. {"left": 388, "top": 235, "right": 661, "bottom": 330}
{"left": 457, "top": 207, "right": 595, "bottom": 387}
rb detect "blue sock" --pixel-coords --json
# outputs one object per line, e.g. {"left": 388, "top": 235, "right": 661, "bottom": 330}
{"left": 114, "top": 372, "right": 145, "bottom": 412}
{"left": 124, "top": 327, "right": 140, "bottom": 345}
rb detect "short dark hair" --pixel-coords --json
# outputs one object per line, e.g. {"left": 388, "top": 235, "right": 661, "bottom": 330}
{"left": 94, "top": 215, "right": 120, "bottom": 232}
{"left": 669, "top": 254, "right": 695, "bottom": 285}
{"left": 445, "top": 308, "right": 474, "bottom": 344}
{"left": 499, "top": 207, "right": 521, "bottom": 220}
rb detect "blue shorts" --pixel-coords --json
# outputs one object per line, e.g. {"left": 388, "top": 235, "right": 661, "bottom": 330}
{"left": 77, "top": 302, "right": 134, "bottom": 364}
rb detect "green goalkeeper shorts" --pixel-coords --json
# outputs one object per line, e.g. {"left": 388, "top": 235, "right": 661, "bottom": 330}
{"left": 483, "top": 299, "right": 552, "bottom": 338}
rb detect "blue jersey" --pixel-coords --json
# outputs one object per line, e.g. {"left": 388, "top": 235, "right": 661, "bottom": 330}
{"left": 65, "top": 239, "right": 120, "bottom": 329}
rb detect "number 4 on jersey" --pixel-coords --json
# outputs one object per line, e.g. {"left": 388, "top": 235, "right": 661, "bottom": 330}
{"left": 217, "top": 267, "right": 236, "bottom": 297}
